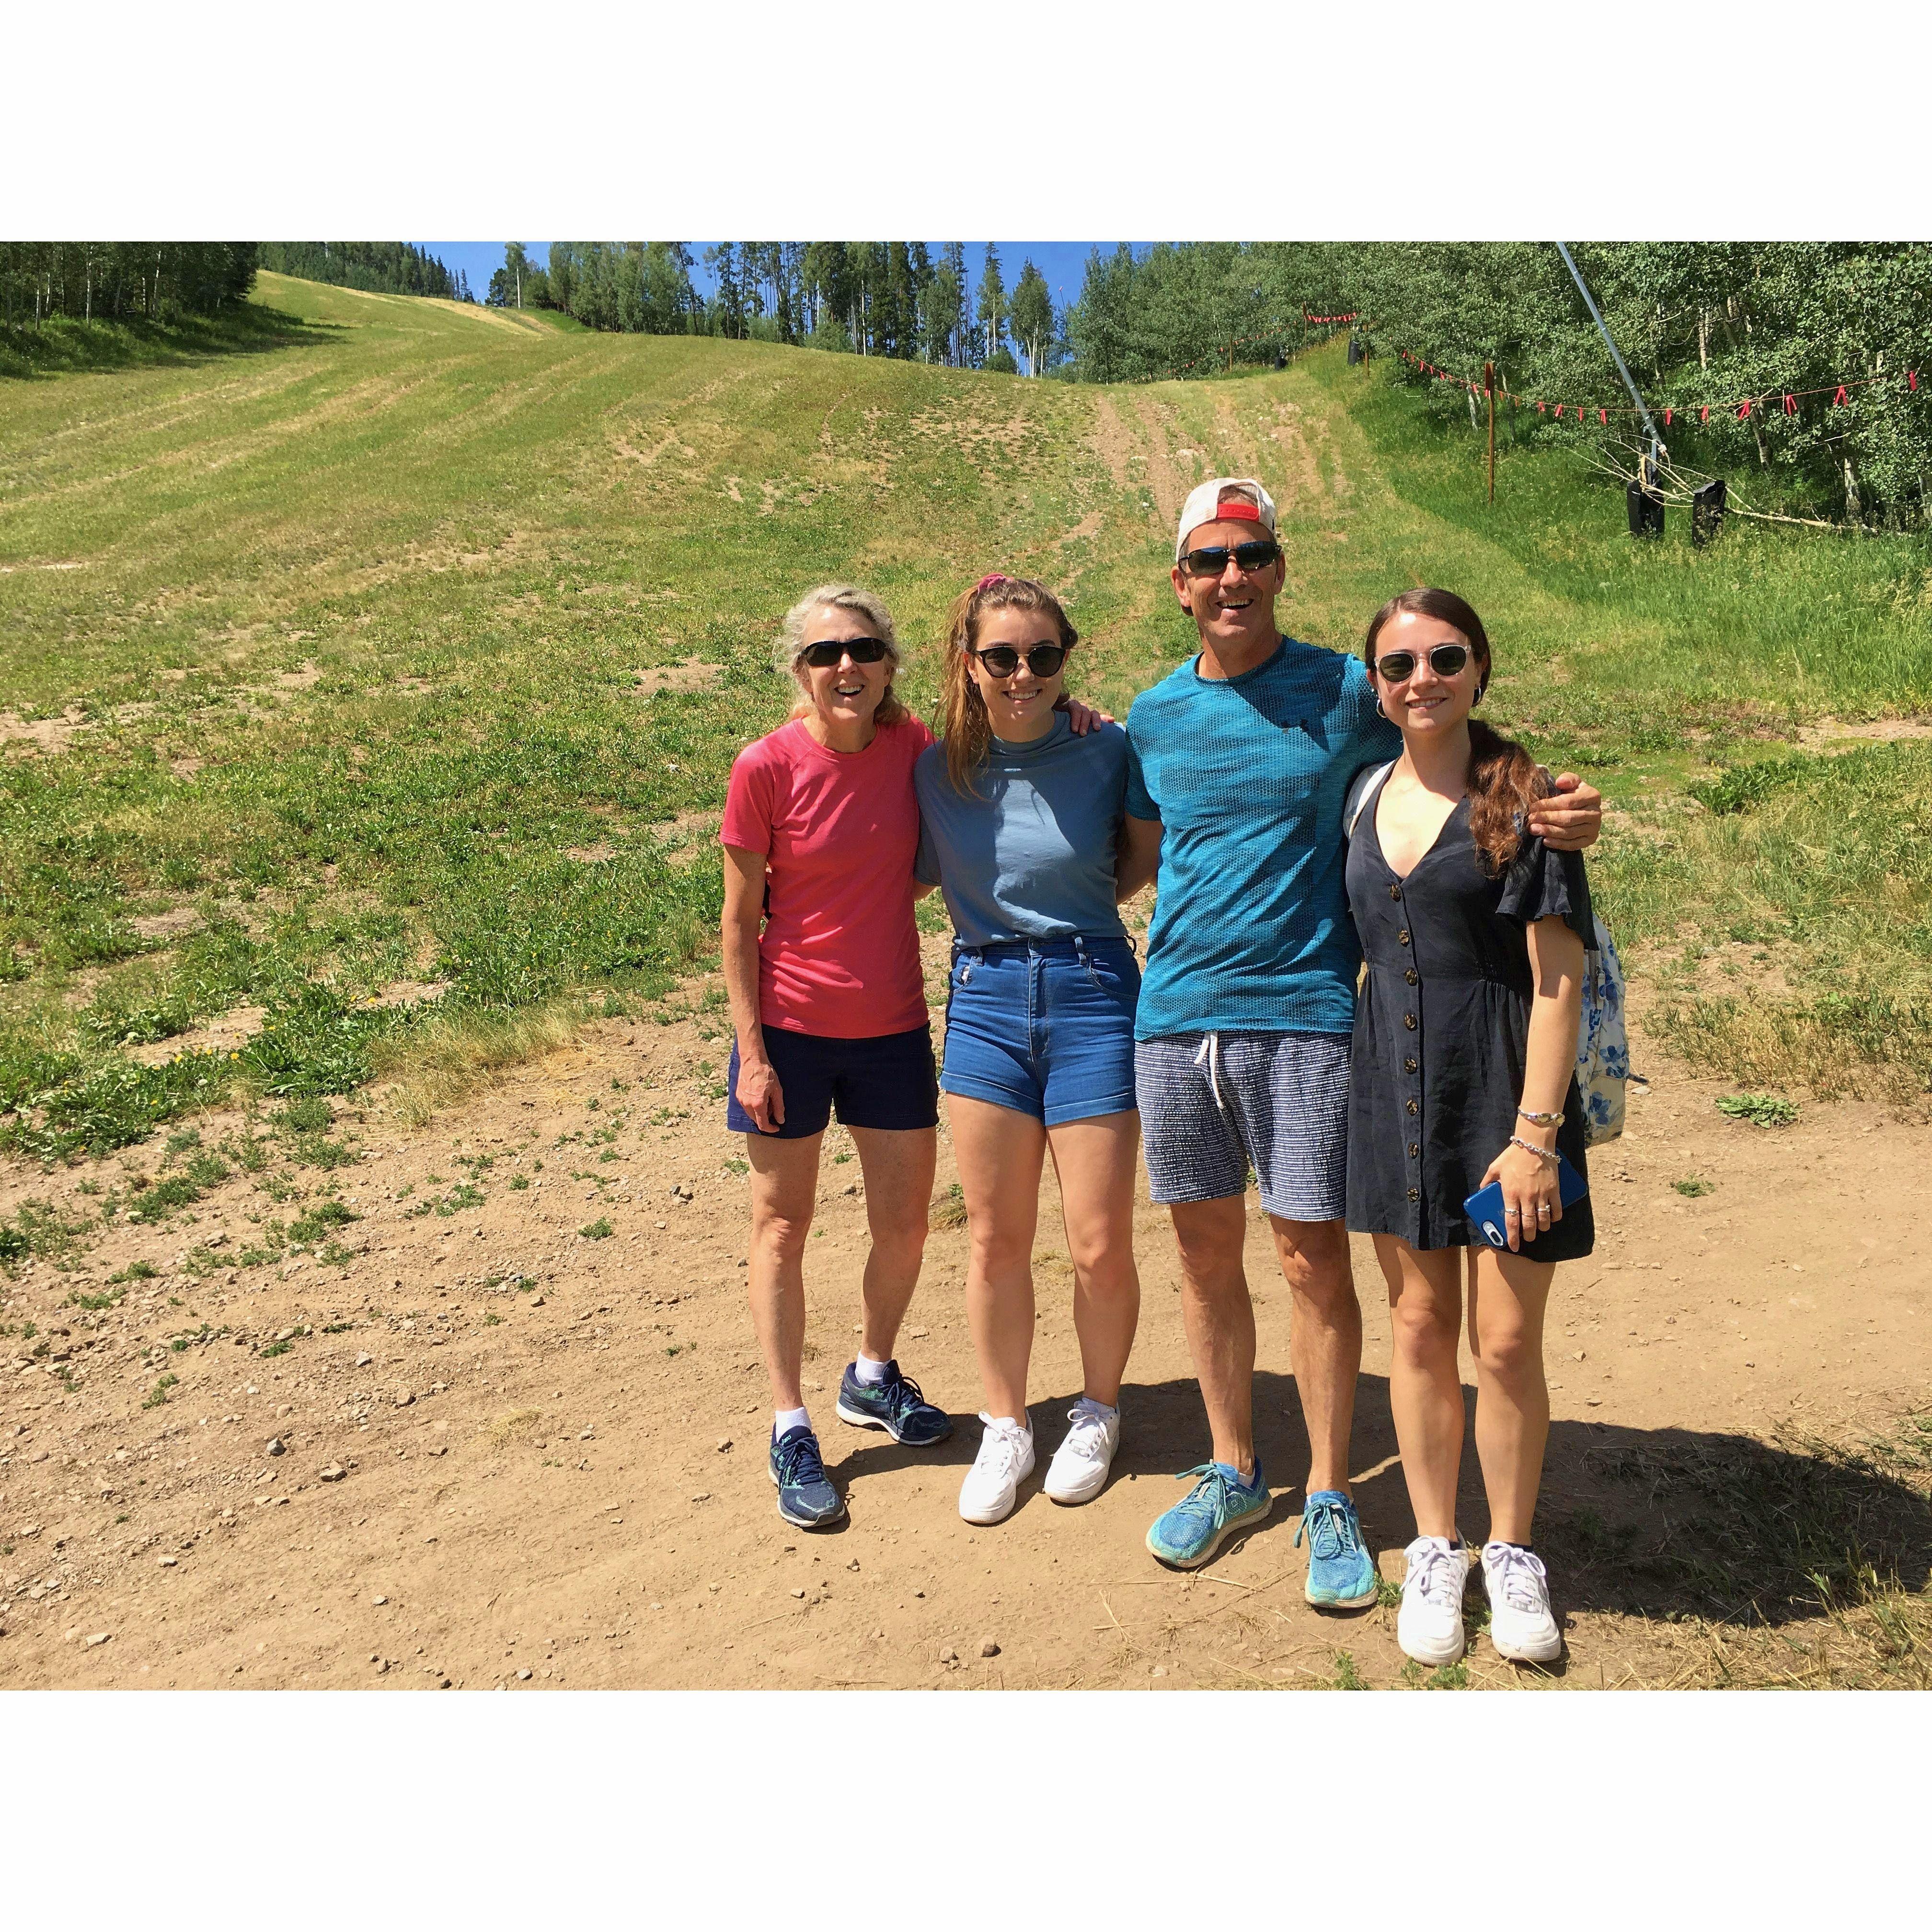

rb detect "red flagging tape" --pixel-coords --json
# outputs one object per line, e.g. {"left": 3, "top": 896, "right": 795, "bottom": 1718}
{"left": 1387, "top": 340, "right": 1925, "bottom": 426}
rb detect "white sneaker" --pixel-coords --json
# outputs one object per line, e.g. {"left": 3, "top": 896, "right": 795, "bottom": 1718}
{"left": 1043, "top": 1397, "right": 1120, "bottom": 1506}
{"left": 1397, "top": 1535, "right": 1469, "bottom": 1666}
{"left": 958, "top": 1413, "right": 1035, "bottom": 1526}
{"left": 1482, "top": 1542, "right": 1563, "bottom": 1663}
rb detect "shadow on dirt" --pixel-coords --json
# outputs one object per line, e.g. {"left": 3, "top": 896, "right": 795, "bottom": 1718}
{"left": 836, "top": 1368, "right": 1932, "bottom": 1631}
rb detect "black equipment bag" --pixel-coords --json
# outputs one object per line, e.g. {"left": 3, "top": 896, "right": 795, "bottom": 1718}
{"left": 1691, "top": 477, "right": 1727, "bottom": 547}
{"left": 1626, "top": 482, "right": 1666, "bottom": 539}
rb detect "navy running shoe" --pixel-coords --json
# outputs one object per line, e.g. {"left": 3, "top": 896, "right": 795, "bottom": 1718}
{"left": 835, "top": 1359, "right": 954, "bottom": 1447}
{"left": 770, "top": 1425, "right": 845, "bottom": 1530}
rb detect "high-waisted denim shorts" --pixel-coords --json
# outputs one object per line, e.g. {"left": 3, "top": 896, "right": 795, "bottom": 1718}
{"left": 940, "top": 936, "right": 1140, "bottom": 1126}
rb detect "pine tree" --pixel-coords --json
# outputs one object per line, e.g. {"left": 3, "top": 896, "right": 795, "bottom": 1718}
{"left": 976, "top": 245, "right": 1008, "bottom": 363}
{"left": 943, "top": 243, "right": 968, "bottom": 365}
{"left": 1011, "top": 260, "right": 1054, "bottom": 376}
{"left": 704, "top": 244, "right": 745, "bottom": 339}
{"left": 921, "top": 254, "right": 960, "bottom": 365}
{"left": 907, "top": 244, "right": 933, "bottom": 358}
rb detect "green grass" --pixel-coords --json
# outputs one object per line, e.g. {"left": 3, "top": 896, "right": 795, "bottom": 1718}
{"left": 3, "top": 274, "right": 1150, "bottom": 1152}
{"left": 1564, "top": 1407, "right": 1932, "bottom": 1689}
{"left": 128, "top": 1173, "right": 203, "bottom": 1222}
{"left": 1308, "top": 353, "right": 1932, "bottom": 1102}
{"left": 1332, "top": 357, "right": 1932, "bottom": 737}
{"left": 0, "top": 1196, "right": 92, "bottom": 1269}
{"left": 288, "top": 1197, "right": 358, "bottom": 1244}
{"left": 929, "top": 1182, "right": 969, "bottom": 1231}
{"left": 274, "top": 1096, "right": 333, "bottom": 1135}
{"left": 1716, "top": 1093, "right": 1802, "bottom": 1128}
{"left": 0, "top": 299, "right": 328, "bottom": 380}
{"left": 411, "top": 1181, "right": 483, "bottom": 1218}
{"left": 3, "top": 281, "right": 1929, "bottom": 1159}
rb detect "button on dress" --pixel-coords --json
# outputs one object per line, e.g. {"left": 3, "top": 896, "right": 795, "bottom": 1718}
{"left": 1344, "top": 777, "right": 1596, "bottom": 1259}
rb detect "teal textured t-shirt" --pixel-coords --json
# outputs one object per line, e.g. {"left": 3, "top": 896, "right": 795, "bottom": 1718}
{"left": 1124, "top": 637, "right": 1400, "bottom": 1040}
{"left": 914, "top": 715, "right": 1129, "bottom": 947}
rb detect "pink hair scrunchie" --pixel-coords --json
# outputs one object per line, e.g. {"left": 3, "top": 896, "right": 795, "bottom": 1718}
{"left": 973, "top": 573, "right": 1009, "bottom": 593}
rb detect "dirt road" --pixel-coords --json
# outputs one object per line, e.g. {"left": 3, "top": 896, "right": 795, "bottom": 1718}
{"left": 3, "top": 949, "right": 1926, "bottom": 1691}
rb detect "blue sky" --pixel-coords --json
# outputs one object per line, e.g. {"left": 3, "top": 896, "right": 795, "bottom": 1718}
{"left": 416, "top": 242, "right": 1117, "bottom": 317}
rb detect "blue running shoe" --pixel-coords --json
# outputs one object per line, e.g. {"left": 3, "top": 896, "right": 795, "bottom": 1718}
{"left": 835, "top": 1360, "right": 953, "bottom": 1447}
{"left": 770, "top": 1425, "right": 845, "bottom": 1530}
{"left": 1145, "top": 1460, "right": 1272, "bottom": 1569}
{"left": 1296, "top": 1489, "right": 1378, "bottom": 1608}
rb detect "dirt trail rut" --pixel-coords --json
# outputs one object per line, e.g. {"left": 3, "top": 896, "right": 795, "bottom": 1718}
{"left": 2, "top": 948, "right": 1924, "bottom": 1691}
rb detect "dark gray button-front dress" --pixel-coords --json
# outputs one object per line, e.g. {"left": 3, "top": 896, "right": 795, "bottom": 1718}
{"left": 1344, "top": 773, "right": 1596, "bottom": 1259}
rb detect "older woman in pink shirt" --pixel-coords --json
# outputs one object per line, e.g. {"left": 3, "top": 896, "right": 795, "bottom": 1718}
{"left": 721, "top": 583, "right": 952, "bottom": 1531}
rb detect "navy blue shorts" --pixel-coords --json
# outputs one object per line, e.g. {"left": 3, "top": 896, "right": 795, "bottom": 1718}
{"left": 726, "top": 1024, "right": 938, "bottom": 1139}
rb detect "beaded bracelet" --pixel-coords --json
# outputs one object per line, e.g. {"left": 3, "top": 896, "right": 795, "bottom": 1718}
{"left": 1508, "top": 1135, "right": 1562, "bottom": 1166}
{"left": 1517, "top": 1105, "right": 1564, "bottom": 1127}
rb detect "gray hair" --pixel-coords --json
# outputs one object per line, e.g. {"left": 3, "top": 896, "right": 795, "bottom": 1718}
{"left": 773, "top": 583, "right": 903, "bottom": 683}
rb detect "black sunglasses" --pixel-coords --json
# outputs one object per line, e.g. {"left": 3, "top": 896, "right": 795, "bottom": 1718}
{"left": 1179, "top": 539, "right": 1282, "bottom": 579}
{"left": 799, "top": 636, "right": 889, "bottom": 668}
{"left": 972, "top": 643, "right": 1069, "bottom": 678}
{"left": 1372, "top": 643, "right": 1472, "bottom": 682}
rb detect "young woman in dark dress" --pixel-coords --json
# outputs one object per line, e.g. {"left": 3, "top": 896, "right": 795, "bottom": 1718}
{"left": 1345, "top": 587, "right": 1594, "bottom": 1670}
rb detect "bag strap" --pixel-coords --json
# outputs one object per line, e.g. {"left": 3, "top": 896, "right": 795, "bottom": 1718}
{"left": 1345, "top": 759, "right": 1398, "bottom": 840}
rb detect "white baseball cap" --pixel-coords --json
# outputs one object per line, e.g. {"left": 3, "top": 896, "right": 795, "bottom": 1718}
{"left": 1174, "top": 477, "right": 1279, "bottom": 562}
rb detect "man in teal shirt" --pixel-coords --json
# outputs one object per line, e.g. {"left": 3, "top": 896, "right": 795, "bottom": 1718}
{"left": 1119, "top": 478, "right": 1603, "bottom": 1583}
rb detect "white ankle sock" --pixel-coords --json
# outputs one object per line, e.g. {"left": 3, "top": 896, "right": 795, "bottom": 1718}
{"left": 774, "top": 1406, "right": 810, "bottom": 1439}
{"left": 852, "top": 1353, "right": 891, "bottom": 1385}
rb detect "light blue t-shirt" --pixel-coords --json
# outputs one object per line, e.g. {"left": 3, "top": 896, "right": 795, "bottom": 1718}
{"left": 1124, "top": 636, "right": 1400, "bottom": 1040}
{"left": 914, "top": 716, "right": 1130, "bottom": 947}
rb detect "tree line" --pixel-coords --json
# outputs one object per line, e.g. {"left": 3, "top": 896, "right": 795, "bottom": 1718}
{"left": 259, "top": 242, "right": 472, "bottom": 303}
{"left": 488, "top": 242, "right": 1058, "bottom": 373}
{"left": 13, "top": 237, "right": 1918, "bottom": 519}
{"left": 1061, "top": 242, "right": 1932, "bottom": 523}
{"left": 0, "top": 244, "right": 257, "bottom": 328}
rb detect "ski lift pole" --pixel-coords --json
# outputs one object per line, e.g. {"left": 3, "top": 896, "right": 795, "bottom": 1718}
{"left": 1554, "top": 242, "right": 1663, "bottom": 474}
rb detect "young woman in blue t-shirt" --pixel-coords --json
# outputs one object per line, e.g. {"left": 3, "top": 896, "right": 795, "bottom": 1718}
{"left": 915, "top": 575, "right": 1159, "bottom": 1525}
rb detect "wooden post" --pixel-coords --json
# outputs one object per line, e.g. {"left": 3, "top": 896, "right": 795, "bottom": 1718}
{"left": 1485, "top": 361, "right": 1497, "bottom": 504}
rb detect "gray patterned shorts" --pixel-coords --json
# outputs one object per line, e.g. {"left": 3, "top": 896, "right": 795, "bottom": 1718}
{"left": 1135, "top": 1030, "right": 1351, "bottom": 1222}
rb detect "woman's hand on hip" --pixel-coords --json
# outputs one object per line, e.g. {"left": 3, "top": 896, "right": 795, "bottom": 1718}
{"left": 736, "top": 1057, "right": 785, "bottom": 1135}
{"left": 1478, "top": 1141, "right": 1562, "bottom": 1252}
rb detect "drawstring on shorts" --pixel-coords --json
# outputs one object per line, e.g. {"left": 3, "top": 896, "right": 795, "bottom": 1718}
{"left": 1193, "top": 1032, "right": 1225, "bottom": 1110}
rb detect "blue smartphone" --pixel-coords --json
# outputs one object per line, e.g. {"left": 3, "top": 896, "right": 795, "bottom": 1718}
{"left": 1464, "top": 1154, "right": 1588, "bottom": 1250}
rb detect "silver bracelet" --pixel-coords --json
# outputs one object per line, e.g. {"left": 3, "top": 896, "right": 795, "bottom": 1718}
{"left": 1508, "top": 1135, "right": 1562, "bottom": 1166}
{"left": 1517, "top": 1106, "right": 1564, "bottom": 1127}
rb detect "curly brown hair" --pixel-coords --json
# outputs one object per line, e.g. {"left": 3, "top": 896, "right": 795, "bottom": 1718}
{"left": 1364, "top": 586, "right": 1547, "bottom": 874}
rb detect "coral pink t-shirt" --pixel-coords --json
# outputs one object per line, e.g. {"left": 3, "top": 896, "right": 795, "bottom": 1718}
{"left": 720, "top": 715, "right": 933, "bottom": 1038}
